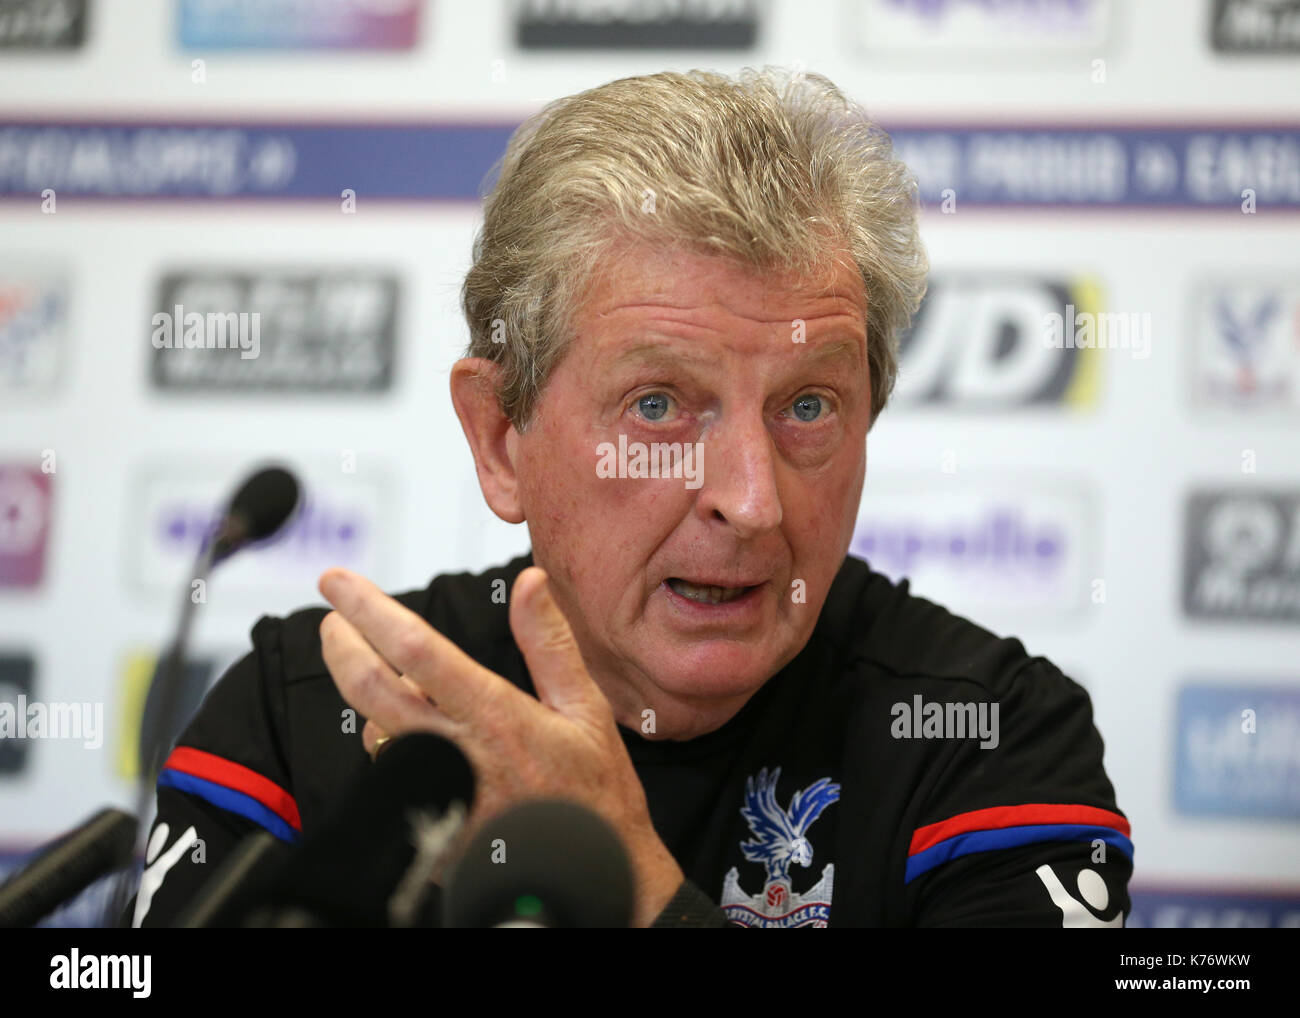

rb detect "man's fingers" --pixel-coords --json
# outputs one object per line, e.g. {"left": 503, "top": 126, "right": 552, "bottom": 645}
{"left": 362, "top": 719, "right": 387, "bottom": 757}
{"left": 319, "top": 567, "right": 506, "bottom": 721}
{"left": 362, "top": 718, "right": 416, "bottom": 760}
{"left": 509, "top": 567, "right": 603, "bottom": 715}
{"left": 319, "top": 609, "right": 451, "bottom": 739}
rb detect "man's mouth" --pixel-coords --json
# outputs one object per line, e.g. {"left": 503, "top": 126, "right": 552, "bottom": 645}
{"left": 666, "top": 578, "right": 759, "bottom": 605}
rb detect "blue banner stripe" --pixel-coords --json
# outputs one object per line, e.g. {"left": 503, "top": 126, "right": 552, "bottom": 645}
{"left": 0, "top": 122, "right": 1295, "bottom": 206}
{"left": 0, "top": 123, "right": 517, "bottom": 200}
{"left": 159, "top": 769, "right": 301, "bottom": 844}
{"left": 905, "top": 823, "right": 1135, "bottom": 883}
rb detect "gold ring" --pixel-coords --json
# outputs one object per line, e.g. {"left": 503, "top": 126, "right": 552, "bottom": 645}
{"left": 369, "top": 735, "right": 392, "bottom": 762}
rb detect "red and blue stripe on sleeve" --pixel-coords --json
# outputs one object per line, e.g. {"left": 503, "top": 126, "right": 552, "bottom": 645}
{"left": 906, "top": 803, "right": 1132, "bottom": 883}
{"left": 158, "top": 746, "right": 303, "bottom": 844}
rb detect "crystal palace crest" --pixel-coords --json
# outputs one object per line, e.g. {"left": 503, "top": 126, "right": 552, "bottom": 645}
{"left": 720, "top": 767, "right": 840, "bottom": 928}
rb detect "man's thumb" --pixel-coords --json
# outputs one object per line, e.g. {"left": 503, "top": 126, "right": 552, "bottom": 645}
{"left": 509, "top": 567, "right": 598, "bottom": 713}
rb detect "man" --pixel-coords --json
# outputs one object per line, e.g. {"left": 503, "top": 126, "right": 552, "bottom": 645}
{"left": 131, "top": 67, "right": 1131, "bottom": 928}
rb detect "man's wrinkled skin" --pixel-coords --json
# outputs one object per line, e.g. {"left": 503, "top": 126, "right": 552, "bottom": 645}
{"left": 319, "top": 237, "right": 874, "bottom": 926}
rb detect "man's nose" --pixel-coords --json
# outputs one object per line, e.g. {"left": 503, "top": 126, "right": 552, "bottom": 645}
{"left": 694, "top": 413, "right": 783, "bottom": 538}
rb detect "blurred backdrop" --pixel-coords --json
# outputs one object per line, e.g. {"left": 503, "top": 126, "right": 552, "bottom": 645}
{"left": 1, "top": 0, "right": 1298, "bottom": 926}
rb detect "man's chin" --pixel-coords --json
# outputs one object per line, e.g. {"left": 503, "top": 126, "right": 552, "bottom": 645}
{"left": 640, "top": 639, "right": 786, "bottom": 705}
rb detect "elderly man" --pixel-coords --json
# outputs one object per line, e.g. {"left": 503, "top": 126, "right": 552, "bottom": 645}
{"left": 132, "top": 68, "right": 1130, "bottom": 928}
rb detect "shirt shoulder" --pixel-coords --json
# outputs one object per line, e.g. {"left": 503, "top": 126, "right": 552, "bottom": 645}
{"left": 817, "top": 553, "right": 1040, "bottom": 695}
{"left": 135, "top": 555, "right": 533, "bottom": 926}
{"left": 812, "top": 556, "right": 1131, "bottom": 926}
{"left": 167, "top": 553, "right": 533, "bottom": 835}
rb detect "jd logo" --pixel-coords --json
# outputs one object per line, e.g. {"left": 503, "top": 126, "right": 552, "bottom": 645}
{"left": 895, "top": 277, "right": 1098, "bottom": 407}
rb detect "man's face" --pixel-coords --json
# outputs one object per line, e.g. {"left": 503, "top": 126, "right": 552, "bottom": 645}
{"left": 509, "top": 238, "right": 871, "bottom": 733}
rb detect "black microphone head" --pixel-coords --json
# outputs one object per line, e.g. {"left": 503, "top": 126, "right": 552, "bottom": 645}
{"left": 225, "top": 464, "right": 300, "bottom": 546}
{"left": 247, "top": 733, "right": 474, "bottom": 927}
{"left": 0, "top": 808, "right": 137, "bottom": 928}
{"left": 442, "top": 800, "right": 634, "bottom": 929}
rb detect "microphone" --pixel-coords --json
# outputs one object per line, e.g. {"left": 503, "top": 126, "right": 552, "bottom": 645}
{"left": 442, "top": 800, "right": 634, "bottom": 928}
{"left": 106, "top": 463, "right": 301, "bottom": 928}
{"left": 0, "top": 809, "right": 136, "bottom": 928}
{"left": 207, "top": 465, "right": 301, "bottom": 565}
{"left": 138, "top": 463, "right": 302, "bottom": 784}
{"left": 174, "top": 832, "right": 288, "bottom": 929}
{"left": 239, "top": 733, "right": 475, "bottom": 928}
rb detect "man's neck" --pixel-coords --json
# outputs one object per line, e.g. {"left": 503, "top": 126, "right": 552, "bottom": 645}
{"left": 597, "top": 674, "right": 761, "bottom": 743}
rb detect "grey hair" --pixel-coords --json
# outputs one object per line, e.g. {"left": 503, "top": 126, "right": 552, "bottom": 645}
{"left": 461, "top": 66, "right": 928, "bottom": 429}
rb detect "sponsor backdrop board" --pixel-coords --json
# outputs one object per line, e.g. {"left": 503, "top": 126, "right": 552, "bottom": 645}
{"left": 0, "top": 0, "right": 1297, "bottom": 926}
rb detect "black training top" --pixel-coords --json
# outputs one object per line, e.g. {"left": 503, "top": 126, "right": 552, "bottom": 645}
{"left": 129, "top": 552, "right": 1132, "bottom": 929}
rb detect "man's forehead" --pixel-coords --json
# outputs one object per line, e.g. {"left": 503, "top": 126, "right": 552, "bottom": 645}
{"left": 576, "top": 241, "right": 867, "bottom": 361}
{"left": 585, "top": 241, "right": 865, "bottom": 315}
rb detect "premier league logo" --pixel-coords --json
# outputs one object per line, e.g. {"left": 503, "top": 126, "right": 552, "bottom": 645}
{"left": 721, "top": 767, "right": 840, "bottom": 928}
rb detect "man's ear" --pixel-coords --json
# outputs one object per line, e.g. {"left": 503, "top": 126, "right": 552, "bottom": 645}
{"left": 450, "top": 358, "right": 525, "bottom": 524}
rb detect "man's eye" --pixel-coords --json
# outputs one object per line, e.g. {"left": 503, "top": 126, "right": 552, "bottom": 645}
{"left": 791, "top": 394, "right": 824, "bottom": 422}
{"left": 637, "top": 393, "right": 671, "bottom": 421}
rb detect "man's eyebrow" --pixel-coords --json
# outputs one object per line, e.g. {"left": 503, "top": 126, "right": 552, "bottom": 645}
{"left": 800, "top": 337, "right": 864, "bottom": 367}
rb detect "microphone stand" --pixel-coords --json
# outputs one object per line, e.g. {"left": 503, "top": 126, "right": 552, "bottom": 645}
{"left": 102, "top": 525, "right": 225, "bottom": 928}
{"left": 98, "top": 463, "right": 299, "bottom": 927}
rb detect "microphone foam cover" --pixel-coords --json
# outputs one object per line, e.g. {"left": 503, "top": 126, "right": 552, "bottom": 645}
{"left": 255, "top": 733, "right": 474, "bottom": 927}
{"left": 442, "top": 799, "right": 633, "bottom": 929}
{"left": 227, "top": 465, "right": 300, "bottom": 543}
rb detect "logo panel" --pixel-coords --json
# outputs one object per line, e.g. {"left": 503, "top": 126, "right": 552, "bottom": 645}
{"left": 1182, "top": 490, "right": 1300, "bottom": 622}
{"left": 1174, "top": 683, "right": 1300, "bottom": 820}
{"left": 852, "top": 0, "right": 1112, "bottom": 57}
{"left": 852, "top": 479, "right": 1095, "bottom": 622}
{"left": 514, "top": 0, "right": 761, "bottom": 49}
{"left": 0, "top": 268, "right": 65, "bottom": 392}
{"left": 150, "top": 270, "right": 397, "bottom": 393}
{"left": 0, "top": 466, "right": 53, "bottom": 588}
{"left": 1211, "top": 0, "right": 1300, "bottom": 53}
{"left": 1191, "top": 283, "right": 1300, "bottom": 411}
{"left": 0, "top": 654, "right": 35, "bottom": 775}
{"left": 177, "top": 0, "right": 422, "bottom": 50}
{"left": 130, "top": 462, "right": 392, "bottom": 598}
{"left": 893, "top": 276, "right": 1102, "bottom": 408}
{"left": 0, "top": 0, "right": 87, "bottom": 49}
